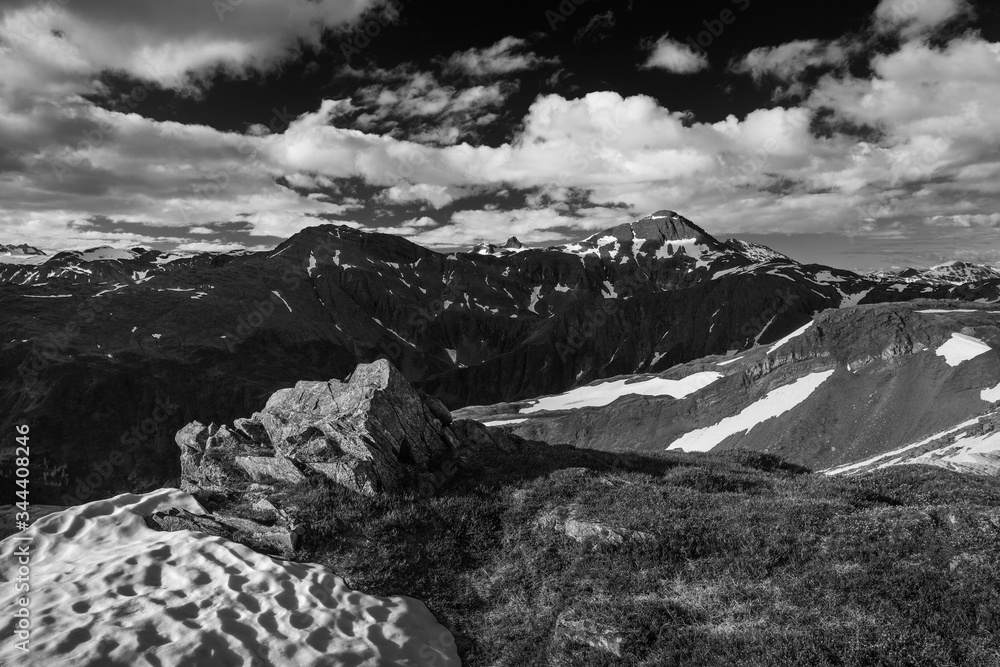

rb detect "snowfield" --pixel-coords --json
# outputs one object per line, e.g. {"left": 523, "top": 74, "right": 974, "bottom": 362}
{"left": 521, "top": 372, "right": 723, "bottom": 414}
{"left": 666, "top": 369, "right": 836, "bottom": 453}
{"left": 934, "top": 333, "right": 992, "bottom": 366}
{"left": 0, "top": 489, "right": 459, "bottom": 667}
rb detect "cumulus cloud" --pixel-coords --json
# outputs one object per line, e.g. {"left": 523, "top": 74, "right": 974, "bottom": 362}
{"left": 642, "top": 35, "right": 709, "bottom": 74}
{"left": 443, "top": 37, "right": 557, "bottom": 76}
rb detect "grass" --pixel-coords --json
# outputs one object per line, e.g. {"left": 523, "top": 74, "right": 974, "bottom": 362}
{"left": 253, "top": 448, "right": 1000, "bottom": 666}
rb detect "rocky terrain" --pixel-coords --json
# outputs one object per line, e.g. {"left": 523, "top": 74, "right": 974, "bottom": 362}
{"left": 457, "top": 301, "right": 1000, "bottom": 474}
{"left": 3, "top": 210, "right": 1000, "bottom": 502}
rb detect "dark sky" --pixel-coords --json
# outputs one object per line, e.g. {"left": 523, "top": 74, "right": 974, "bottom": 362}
{"left": 2, "top": 0, "right": 1000, "bottom": 269}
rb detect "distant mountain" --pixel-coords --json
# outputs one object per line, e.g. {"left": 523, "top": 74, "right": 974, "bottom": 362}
{"left": 457, "top": 301, "right": 1000, "bottom": 475}
{"left": 0, "top": 243, "right": 47, "bottom": 266}
{"left": 872, "top": 261, "right": 1000, "bottom": 286}
{"left": 0, "top": 243, "right": 45, "bottom": 256}
{"left": 3, "top": 209, "right": 1000, "bottom": 501}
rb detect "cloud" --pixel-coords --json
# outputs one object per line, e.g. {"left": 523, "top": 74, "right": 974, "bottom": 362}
{"left": 378, "top": 183, "right": 458, "bottom": 208}
{"left": 874, "top": 0, "right": 974, "bottom": 38}
{"left": 642, "top": 35, "right": 709, "bottom": 74}
{"left": 443, "top": 37, "right": 557, "bottom": 76}
{"left": 345, "top": 67, "right": 513, "bottom": 145}
{"left": 733, "top": 40, "right": 854, "bottom": 86}
{"left": 574, "top": 11, "right": 616, "bottom": 45}
{"left": 0, "top": 0, "right": 382, "bottom": 95}
{"left": 925, "top": 213, "right": 1000, "bottom": 227}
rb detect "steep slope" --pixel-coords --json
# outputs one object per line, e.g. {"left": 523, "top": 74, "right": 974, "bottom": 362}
{"left": 457, "top": 301, "right": 1000, "bottom": 473}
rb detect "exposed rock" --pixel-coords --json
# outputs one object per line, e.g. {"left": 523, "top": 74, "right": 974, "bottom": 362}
{"left": 235, "top": 456, "right": 307, "bottom": 485}
{"left": 535, "top": 504, "right": 655, "bottom": 546}
{"left": 554, "top": 610, "right": 624, "bottom": 657}
{"left": 176, "top": 359, "right": 466, "bottom": 496}
{"left": 144, "top": 506, "right": 301, "bottom": 556}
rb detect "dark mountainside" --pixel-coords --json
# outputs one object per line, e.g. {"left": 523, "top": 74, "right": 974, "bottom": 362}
{"left": 3, "top": 210, "right": 1000, "bottom": 502}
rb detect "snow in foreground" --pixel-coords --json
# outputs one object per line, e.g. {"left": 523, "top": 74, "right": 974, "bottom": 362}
{"left": 934, "top": 333, "right": 992, "bottom": 366}
{"left": 0, "top": 489, "right": 459, "bottom": 667}
{"left": 521, "top": 372, "right": 723, "bottom": 414}
{"left": 666, "top": 370, "right": 836, "bottom": 453}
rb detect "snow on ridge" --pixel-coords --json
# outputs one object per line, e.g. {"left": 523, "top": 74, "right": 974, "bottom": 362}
{"left": 0, "top": 489, "right": 460, "bottom": 666}
{"left": 716, "top": 355, "right": 744, "bottom": 366}
{"left": 482, "top": 418, "right": 528, "bottom": 427}
{"left": 768, "top": 321, "right": 813, "bottom": 354}
{"left": 823, "top": 418, "right": 981, "bottom": 476}
{"left": 666, "top": 369, "right": 836, "bottom": 453}
{"left": 934, "top": 333, "right": 991, "bottom": 367}
{"left": 521, "top": 372, "right": 723, "bottom": 414}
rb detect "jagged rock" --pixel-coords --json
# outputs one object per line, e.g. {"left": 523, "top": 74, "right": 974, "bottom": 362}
{"left": 176, "top": 359, "right": 465, "bottom": 496}
{"left": 235, "top": 456, "right": 308, "bottom": 485}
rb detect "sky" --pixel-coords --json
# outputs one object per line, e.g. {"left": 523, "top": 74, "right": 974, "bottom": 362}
{"left": 1, "top": 0, "right": 999, "bottom": 270}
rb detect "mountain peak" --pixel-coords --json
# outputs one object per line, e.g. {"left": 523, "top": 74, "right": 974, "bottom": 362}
{"left": 503, "top": 236, "right": 524, "bottom": 249}
{"left": 584, "top": 210, "right": 723, "bottom": 249}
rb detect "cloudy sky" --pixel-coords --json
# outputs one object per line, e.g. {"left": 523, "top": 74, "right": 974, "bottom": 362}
{"left": 1, "top": 0, "right": 998, "bottom": 269}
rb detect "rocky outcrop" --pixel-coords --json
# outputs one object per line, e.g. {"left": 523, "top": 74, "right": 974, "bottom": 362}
{"left": 176, "top": 359, "right": 468, "bottom": 496}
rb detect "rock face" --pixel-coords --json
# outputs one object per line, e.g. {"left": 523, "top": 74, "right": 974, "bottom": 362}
{"left": 176, "top": 359, "right": 464, "bottom": 496}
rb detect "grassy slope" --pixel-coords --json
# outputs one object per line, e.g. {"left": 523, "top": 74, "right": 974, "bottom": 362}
{"left": 278, "top": 448, "right": 1000, "bottom": 667}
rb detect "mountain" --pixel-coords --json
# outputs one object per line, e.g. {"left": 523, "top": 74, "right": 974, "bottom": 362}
{"left": 877, "top": 261, "right": 1000, "bottom": 286}
{"left": 3, "top": 209, "right": 1000, "bottom": 502}
{"left": 456, "top": 300, "right": 1000, "bottom": 474}
{"left": 0, "top": 243, "right": 45, "bottom": 256}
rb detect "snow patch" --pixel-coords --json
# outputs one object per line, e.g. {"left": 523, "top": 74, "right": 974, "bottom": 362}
{"left": 522, "top": 372, "right": 723, "bottom": 414}
{"left": 271, "top": 290, "right": 292, "bottom": 313}
{"left": 482, "top": 418, "right": 528, "bottom": 427}
{"left": 716, "top": 356, "right": 744, "bottom": 366}
{"left": 934, "top": 333, "right": 991, "bottom": 366}
{"left": 768, "top": 321, "right": 813, "bottom": 354}
{"left": 666, "top": 369, "right": 836, "bottom": 453}
{"left": 0, "top": 489, "right": 459, "bottom": 666}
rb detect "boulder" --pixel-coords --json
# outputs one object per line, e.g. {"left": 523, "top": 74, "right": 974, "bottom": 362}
{"left": 175, "top": 360, "right": 464, "bottom": 496}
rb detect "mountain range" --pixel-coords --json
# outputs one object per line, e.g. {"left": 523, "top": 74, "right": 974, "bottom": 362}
{"left": 2, "top": 210, "right": 1000, "bottom": 502}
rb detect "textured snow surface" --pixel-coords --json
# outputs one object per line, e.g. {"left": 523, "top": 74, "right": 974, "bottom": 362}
{"left": 934, "top": 333, "right": 991, "bottom": 366}
{"left": 522, "top": 372, "right": 723, "bottom": 414}
{"left": 666, "top": 370, "right": 836, "bottom": 453}
{"left": 0, "top": 489, "right": 459, "bottom": 667}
